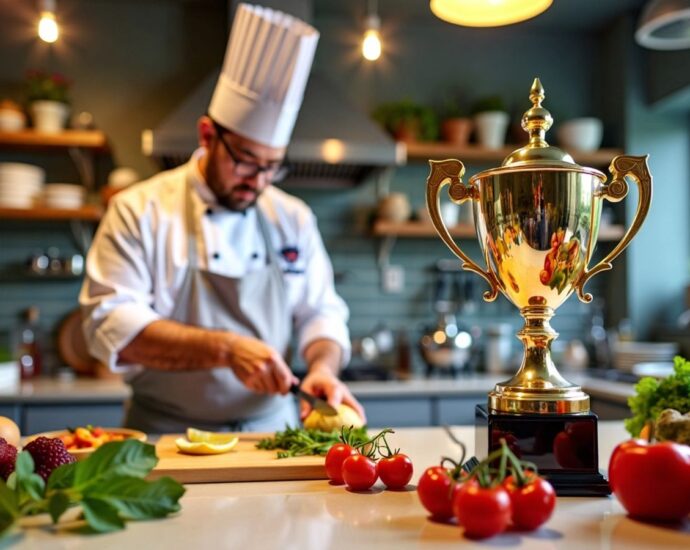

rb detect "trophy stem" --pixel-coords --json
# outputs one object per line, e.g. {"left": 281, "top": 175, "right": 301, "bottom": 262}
{"left": 488, "top": 304, "right": 590, "bottom": 414}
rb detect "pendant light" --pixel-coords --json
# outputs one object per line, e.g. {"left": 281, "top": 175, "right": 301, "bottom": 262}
{"left": 635, "top": 0, "right": 690, "bottom": 50}
{"left": 430, "top": 0, "right": 553, "bottom": 27}
{"left": 362, "top": 0, "right": 382, "bottom": 61}
{"left": 38, "top": 0, "right": 60, "bottom": 43}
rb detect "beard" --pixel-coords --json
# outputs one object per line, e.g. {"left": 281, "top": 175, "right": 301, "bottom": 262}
{"left": 205, "top": 159, "right": 261, "bottom": 212}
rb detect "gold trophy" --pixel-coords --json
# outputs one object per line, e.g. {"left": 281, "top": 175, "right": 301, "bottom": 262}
{"left": 426, "top": 79, "right": 652, "bottom": 496}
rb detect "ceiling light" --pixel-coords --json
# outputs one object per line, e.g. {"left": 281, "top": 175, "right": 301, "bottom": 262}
{"left": 636, "top": 0, "right": 690, "bottom": 50}
{"left": 430, "top": 0, "right": 553, "bottom": 27}
{"left": 362, "top": 0, "right": 382, "bottom": 61}
{"left": 38, "top": 0, "right": 59, "bottom": 43}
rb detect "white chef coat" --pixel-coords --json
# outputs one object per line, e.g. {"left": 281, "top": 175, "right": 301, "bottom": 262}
{"left": 80, "top": 148, "right": 351, "bottom": 372}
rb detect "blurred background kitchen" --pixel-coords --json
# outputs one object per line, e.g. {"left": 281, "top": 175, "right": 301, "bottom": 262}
{"left": 0, "top": 1, "right": 689, "bottom": 429}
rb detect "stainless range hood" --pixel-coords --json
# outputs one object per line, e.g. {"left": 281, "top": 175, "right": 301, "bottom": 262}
{"left": 142, "top": 71, "right": 405, "bottom": 186}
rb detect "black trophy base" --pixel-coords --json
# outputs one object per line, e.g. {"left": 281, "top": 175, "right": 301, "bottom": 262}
{"left": 473, "top": 404, "right": 611, "bottom": 497}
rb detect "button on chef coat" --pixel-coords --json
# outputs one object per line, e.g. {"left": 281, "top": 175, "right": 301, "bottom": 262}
{"left": 80, "top": 148, "right": 351, "bottom": 372}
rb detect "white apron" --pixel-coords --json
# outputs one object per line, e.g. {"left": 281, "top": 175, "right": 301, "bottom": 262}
{"left": 124, "top": 175, "right": 299, "bottom": 433}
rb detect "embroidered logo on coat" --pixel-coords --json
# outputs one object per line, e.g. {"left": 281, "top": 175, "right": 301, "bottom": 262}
{"left": 280, "top": 246, "right": 299, "bottom": 263}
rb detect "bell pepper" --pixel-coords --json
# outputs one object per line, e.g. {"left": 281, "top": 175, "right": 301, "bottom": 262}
{"left": 608, "top": 439, "right": 690, "bottom": 522}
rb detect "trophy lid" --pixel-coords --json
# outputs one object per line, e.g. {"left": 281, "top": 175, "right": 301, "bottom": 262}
{"left": 471, "top": 78, "right": 605, "bottom": 181}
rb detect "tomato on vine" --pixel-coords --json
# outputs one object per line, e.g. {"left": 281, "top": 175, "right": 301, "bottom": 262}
{"left": 454, "top": 481, "right": 512, "bottom": 539}
{"left": 502, "top": 472, "right": 556, "bottom": 530}
{"left": 325, "top": 443, "right": 357, "bottom": 485}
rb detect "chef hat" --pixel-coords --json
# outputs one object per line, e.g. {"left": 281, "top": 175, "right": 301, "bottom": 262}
{"left": 208, "top": 3, "right": 319, "bottom": 148}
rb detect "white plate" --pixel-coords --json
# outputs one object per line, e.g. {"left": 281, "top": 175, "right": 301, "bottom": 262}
{"left": 632, "top": 362, "right": 675, "bottom": 379}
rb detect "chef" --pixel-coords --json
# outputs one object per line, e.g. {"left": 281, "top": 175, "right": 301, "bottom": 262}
{"left": 79, "top": 3, "right": 365, "bottom": 433}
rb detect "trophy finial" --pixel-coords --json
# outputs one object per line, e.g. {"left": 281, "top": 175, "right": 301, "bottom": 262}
{"left": 530, "top": 78, "right": 545, "bottom": 107}
{"left": 522, "top": 77, "right": 553, "bottom": 146}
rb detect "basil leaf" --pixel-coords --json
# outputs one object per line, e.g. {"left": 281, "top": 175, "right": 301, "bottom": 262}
{"left": 47, "top": 462, "right": 77, "bottom": 491}
{"left": 81, "top": 497, "right": 125, "bottom": 533}
{"left": 14, "top": 452, "right": 45, "bottom": 504}
{"left": 73, "top": 441, "right": 158, "bottom": 489}
{"left": 0, "top": 480, "right": 19, "bottom": 535}
{"left": 86, "top": 476, "right": 184, "bottom": 520}
{"left": 48, "top": 491, "right": 71, "bottom": 524}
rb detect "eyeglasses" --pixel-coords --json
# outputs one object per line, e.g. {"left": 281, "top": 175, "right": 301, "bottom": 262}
{"left": 212, "top": 121, "right": 289, "bottom": 182}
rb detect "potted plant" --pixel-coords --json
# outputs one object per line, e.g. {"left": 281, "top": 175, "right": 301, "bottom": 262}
{"left": 372, "top": 100, "right": 438, "bottom": 143}
{"left": 471, "top": 95, "right": 509, "bottom": 149}
{"left": 438, "top": 94, "right": 472, "bottom": 145}
{"left": 24, "top": 70, "right": 71, "bottom": 133}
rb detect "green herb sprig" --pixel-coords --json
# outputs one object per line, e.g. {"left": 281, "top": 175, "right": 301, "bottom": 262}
{"left": 257, "top": 426, "right": 369, "bottom": 458}
{"left": 626, "top": 355, "right": 690, "bottom": 437}
{"left": 0, "top": 439, "right": 184, "bottom": 537}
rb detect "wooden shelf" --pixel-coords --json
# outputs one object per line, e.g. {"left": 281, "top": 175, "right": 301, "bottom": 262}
{"left": 0, "top": 205, "right": 103, "bottom": 221}
{"left": 0, "top": 129, "right": 108, "bottom": 151}
{"left": 372, "top": 220, "right": 626, "bottom": 241}
{"left": 404, "top": 141, "right": 624, "bottom": 168}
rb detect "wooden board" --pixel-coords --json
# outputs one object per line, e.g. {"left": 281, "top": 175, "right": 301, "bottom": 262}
{"left": 148, "top": 434, "right": 327, "bottom": 484}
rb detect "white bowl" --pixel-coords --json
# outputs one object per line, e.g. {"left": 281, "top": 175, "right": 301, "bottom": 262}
{"left": 44, "top": 183, "right": 85, "bottom": 196}
{"left": 0, "top": 109, "right": 26, "bottom": 131}
{"left": 556, "top": 118, "right": 604, "bottom": 152}
{"left": 0, "top": 195, "right": 34, "bottom": 208}
{"left": 0, "top": 163, "right": 44, "bottom": 184}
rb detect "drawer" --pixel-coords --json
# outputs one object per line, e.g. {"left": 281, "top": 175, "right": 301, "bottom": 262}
{"left": 437, "top": 397, "right": 481, "bottom": 425}
{"left": 358, "top": 398, "right": 433, "bottom": 428}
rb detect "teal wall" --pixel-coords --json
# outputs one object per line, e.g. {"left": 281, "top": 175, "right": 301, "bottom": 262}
{"left": 1, "top": 2, "right": 687, "bottom": 372}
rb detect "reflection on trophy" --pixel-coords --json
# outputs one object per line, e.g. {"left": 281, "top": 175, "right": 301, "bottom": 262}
{"left": 426, "top": 78, "right": 652, "bottom": 495}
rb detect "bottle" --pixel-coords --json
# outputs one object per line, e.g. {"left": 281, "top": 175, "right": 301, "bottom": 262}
{"left": 14, "top": 307, "right": 42, "bottom": 380}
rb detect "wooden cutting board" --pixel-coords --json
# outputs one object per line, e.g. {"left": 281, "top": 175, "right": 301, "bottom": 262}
{"left": 148, "top": 433, "right": 327, "bottom": 484}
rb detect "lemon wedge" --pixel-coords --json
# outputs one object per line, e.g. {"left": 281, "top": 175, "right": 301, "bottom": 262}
{"left": 175, "top": 437, "right": 238, "bottom": 455}
{"left": 186, "top": 427, "right": 239, "bottom": 445}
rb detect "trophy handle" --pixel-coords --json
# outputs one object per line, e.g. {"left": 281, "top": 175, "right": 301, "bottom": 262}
{"left": 575, "top": 154, "right": 653, "bottom": 303}
{"left": 426, "top": 159, "right": 500, "bottom": 301}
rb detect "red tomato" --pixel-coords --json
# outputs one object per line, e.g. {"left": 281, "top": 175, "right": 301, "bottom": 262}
{"left": 503, "top": 473, "right": 556, "bottom": 530}
{"left": 416, "top": 466, "right": 461, "bottom": 521}
{"left": 608, "top": 439, "right": 690, "bottom": 522}
{"left": 377, "top": 453, "right": 414, "bottom": 490}
{"left": 453, "top": 481, "right": 512, "bottom": 539}
{"left": 325, "top": 443, "right": 357, "bottom": 485}
{"left": 342, "top": 454, "right": 378, "bottom": 491}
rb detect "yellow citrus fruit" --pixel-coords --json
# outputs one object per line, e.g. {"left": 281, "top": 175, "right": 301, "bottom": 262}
{"left": 186, "top": 427, "right": 239, "bottom": 445}
{"left": 175, "top": 437, "right": 238, "bottom": 455}
{"left": 303, "top": 404, "right": 364, "bottom": 432}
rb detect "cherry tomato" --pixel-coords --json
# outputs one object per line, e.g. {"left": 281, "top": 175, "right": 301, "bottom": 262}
{"left": 453, "top": 481, "right": 511, "bottom": 539}
{"left": 325, "top": 443, "right": 357, "bottom": 485}
{"left": 416, "top": 466, "right": 461, "bottom": 521}
{"left": 609, "top": 439, "right": 690, "bottom": 522}
{"left": 342, "top": 454, "right": 378, "bottom": 491}
{"left": 503, "top": 473, "right": 556, "bottom": 530}
{"left": 377, "top": 453, "right": 413, "bottom": 490}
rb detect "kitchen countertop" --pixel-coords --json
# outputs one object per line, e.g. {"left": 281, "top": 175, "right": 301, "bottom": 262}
{"left": 0, "top": 372, "right": 636, "bottom": 405}
{"left": 9, "top": 421, "right": 688, "bottom": 549}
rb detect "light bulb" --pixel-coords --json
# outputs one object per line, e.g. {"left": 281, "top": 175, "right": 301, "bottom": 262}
{"left": 362, "top": 29, "right": 381, "bottom": 61}
{"left": 38, "top": 11, "right": 59, "bottom": 43}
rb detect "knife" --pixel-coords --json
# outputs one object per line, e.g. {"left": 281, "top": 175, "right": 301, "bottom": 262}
{"left": 289, "top": 383, "right": 338, "bottom": 416}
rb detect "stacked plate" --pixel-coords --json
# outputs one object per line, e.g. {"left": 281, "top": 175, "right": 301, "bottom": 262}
{"left": 612, "top": 341, "right": 679, "bottom": 372}
{"left": 43, "top": 184, "right": 85, "bottom": 209}
{"left": 0, "top": 163, "right": 45, "bottom": 208}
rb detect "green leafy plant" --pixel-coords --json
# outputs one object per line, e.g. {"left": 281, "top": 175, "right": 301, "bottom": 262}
{"left": 471, "top": 95, "right": 506, "bottom": 115}
{"left": 257, "top": 426, "right": 369, "bottom": 458}
{"left": 625, "top": 355, "right": 690, "bottom": 437}
{"left": 438, "top": 90, "right": 469, "bottom": 120}
{"left": 0, "top": 439, "right": 184, "bottom": 537}
{"left": 24, "top": 70, "right": 71, "bottom": 104}
{"left": 372, "top": 99, "right": 439, "bottom": 141}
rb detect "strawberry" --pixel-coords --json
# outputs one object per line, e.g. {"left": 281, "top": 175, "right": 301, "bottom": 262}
{"left": 0, "top": 438, "right": 17, "bottom": 481}
{"left": 24, "top": 437, "right": 75, "bottom": 481}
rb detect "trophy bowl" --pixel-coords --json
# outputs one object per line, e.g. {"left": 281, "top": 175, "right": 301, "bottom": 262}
{"left": 426, "top": 79, "right": 653, "bottom": 495}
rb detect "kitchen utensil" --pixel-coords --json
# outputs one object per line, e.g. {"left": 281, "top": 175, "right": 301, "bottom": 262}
{"left": 289, "top": 383, "right": 338, "bottom": 416}
{"left": 149, "top": 433, "right": 327, "bottom": 484}
{"left": 419, "top": 261, "right": 473, "bottom": 376}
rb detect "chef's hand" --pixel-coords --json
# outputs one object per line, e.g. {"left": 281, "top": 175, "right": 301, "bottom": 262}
{"left": 299, "top": 364, "right": 367, "bottom": 423}
{"left": 226, "top": 334, "right": 297, "bottom": 394}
